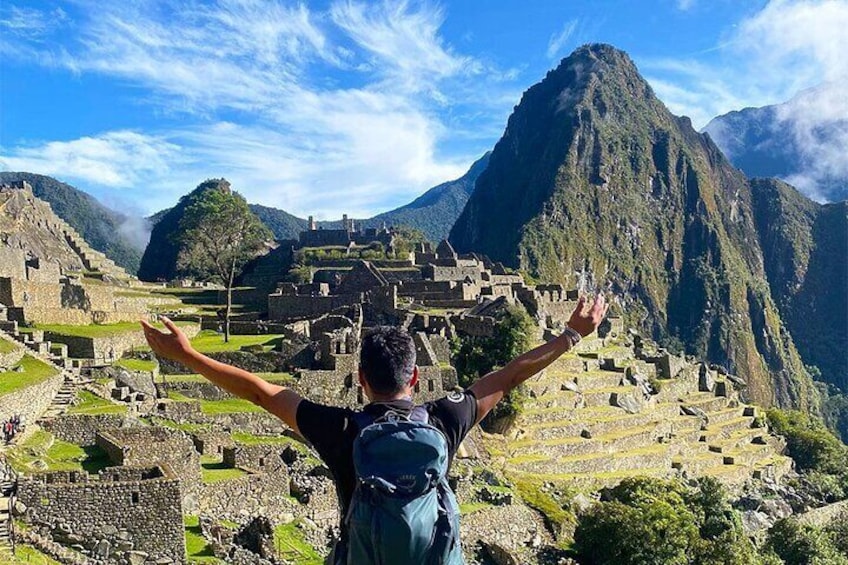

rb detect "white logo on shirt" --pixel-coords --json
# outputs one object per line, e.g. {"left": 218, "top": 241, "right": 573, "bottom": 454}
{"left": 447, "top": 391, "right": 465, "bottom": 403}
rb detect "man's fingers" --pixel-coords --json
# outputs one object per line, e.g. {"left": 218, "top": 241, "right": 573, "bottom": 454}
{"left": 160, "top": 316, "right": 180, "bottom": 335}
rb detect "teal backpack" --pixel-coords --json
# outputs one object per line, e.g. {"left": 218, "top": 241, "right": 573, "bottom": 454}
{"left": 338, "top": 407, "right": 463, "bottom": 565}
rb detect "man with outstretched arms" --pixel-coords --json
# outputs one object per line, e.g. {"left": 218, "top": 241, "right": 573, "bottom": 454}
{"left": 141, "top": 294, "right": 607, "bottom": 564}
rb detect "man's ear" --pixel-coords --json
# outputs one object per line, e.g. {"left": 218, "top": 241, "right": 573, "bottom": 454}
{"left": 408, "top": 365, "right": 419, "bottom": 389}
{"left": 358, "top": 368, "right": 367, "bottom": 389}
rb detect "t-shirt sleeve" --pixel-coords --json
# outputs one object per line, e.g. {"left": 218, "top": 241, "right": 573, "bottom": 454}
{"left": 295, "top": 399, "right": 351, "bottom": 458}
{"left": 426, "top": 389, "right": 478, "bottom": 456}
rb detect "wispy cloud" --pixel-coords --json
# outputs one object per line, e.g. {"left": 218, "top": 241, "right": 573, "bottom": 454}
{"left": 0, "top": 131, "right": 183, "bottom": 188}
{"left": 0, "top": 4, "right": 68, "bottom": 39}
{"left": 676, "top": 0, "right": 697, "bottom": 11}
{"left": 546, "top": 19, "right": 578, "bottom": 60}
{"left": 0, "top": 0, "right": 513, "bottom": 217}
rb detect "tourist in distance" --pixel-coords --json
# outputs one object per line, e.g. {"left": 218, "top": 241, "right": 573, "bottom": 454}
{"left": 141, "top": 293, "right": 607, "bottom": 564}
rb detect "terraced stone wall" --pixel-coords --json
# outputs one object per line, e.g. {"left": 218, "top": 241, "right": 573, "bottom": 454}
{"left": 199, "top": 470, "right": 295, "bottom": 524}
{"left": 42, "top": 413, "right": 129, "bottom": 446}
{"left": 268, "top": 293, "right": 362, "bottom": 322}
{"left": 17, "top": 466, "right": 186, "bottom": 564}
{"left": 0, "top": 367, "right": 63, "bottom": 426}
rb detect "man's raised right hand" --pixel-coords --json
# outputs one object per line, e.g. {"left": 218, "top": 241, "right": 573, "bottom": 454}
{"left": 567, "top": 294, "right": 609, "bottom": 337}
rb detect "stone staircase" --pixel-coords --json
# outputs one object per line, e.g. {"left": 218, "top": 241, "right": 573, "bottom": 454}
{"left": 61, "top": 223, "right": 129, "bottom": 280}
{"left": 0, "top": 458, "right": 17, "bottom": 558}
{"left": 501, "top": 338, "right": 793, "bottom": 489}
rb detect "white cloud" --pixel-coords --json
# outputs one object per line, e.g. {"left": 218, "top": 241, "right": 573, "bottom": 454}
{"left": 546, "top": 19, "right": 578, "bottom": 60}
{"left": 0, "top": 131, "right": 183, "bottom": 188}
{"left": 676, "top": 0, "right": 697, "bottom": 11}
{"left": 0, "top": 4, "right": 67, "bottom": 39}
{"left": 1, "top": 0, "right": 510, "bottom": 217}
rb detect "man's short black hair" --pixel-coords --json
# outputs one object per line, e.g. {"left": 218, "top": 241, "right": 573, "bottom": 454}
{"left": 359, "top": 326, "right": 417, "bottom": 395}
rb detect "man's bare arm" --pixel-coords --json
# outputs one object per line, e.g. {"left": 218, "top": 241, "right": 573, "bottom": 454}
{"left": 469, "top": 294, "right": 608, "bottom": 426}
{"left": 140, "top": 318, "right": 303, "bottom": 434}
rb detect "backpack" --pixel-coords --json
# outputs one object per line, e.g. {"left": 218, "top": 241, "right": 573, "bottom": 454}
{"left": 338, "top": 406, "right": 463, "bottom": 565}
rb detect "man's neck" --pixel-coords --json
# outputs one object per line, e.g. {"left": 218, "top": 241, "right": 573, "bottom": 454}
{"left": 367, "top": 393, "right": 413, "bottom": 404}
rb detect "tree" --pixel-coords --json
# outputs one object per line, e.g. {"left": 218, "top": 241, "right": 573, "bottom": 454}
{"left": 765, "top": 518, "right": 848, "bottom": 565}
{"left": 177, "top": 184, "right": 271, "bottom": 342}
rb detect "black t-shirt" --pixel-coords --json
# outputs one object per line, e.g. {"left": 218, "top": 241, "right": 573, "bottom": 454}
{"left": 295, "top": 390, "right": 478, "bottom": 523}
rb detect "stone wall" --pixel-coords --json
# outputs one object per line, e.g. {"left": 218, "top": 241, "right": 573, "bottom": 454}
{"left": 191, "top": 431, "right": 235, "bottom": 456}
{"left": 0, "top": 365, "right": 63, "bottom": 426}
{"left": 42, "top": 413, "right": 131, "bottom": 446}
{"left": 96, "top": 427, "right": 202, "bottom": 507}
{"left": 0, "top": 247, "right": 26, "bottom": 280}
{"left": 268, "top": 293, "right": 362, "bottom": 322}
{"left": 223, "top": 444, "right": 292, "bottom": 475}
{"left": 199, "top": 470, "right": 297, "bottom": 524}
{"left": 17, "top": 466, "right": 186, "bottom": 564}
{"left": 47, "top": 324, "right": 199, "bottom": 363}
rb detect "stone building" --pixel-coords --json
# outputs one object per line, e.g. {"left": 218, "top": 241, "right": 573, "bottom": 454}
{"left": 17, "top": 465, "right": 186, "bottom": 564}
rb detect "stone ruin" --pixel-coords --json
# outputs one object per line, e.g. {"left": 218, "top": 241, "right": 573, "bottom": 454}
{"left": 0, "top": 205, "right": 812, "bottom": 564}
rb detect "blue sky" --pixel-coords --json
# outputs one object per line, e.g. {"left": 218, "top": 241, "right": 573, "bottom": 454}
{"left": 1, "top": 0, "right": 846, "bottom": 218}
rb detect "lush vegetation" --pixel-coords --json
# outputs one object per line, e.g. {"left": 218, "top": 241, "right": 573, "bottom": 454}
{"left": 0, "top": 171, "right": 143, "bottom": 273}
{"left": 573, "top": 477, "right": 762, "bottom": 565}
{"left": 766, "top": 408, "right": 848, "bottom": 501}
{"left": 35, "top": 321, "right": 192, "bottom": 338}
{"left": 765, "top": 517, "right": 848, "bottom": 565}
{"left": 0, "top": 355, "right": 58, "bottom": 395}
{"left": 176, "top": 183, "right": 272, "bottom": 342}
{"left": 167, "top": 391, "right": 264, "bottom": 414}
{"left": 115, "top": 356, "right": 158, "bottom": 372}
{"left": 452, "top": 304, "right": 535, "bottom": 427}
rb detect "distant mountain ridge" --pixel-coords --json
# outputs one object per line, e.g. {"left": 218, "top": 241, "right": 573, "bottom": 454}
{"left": 704, "top": 85, "right": 848, "bottom": 203}
{"left": 249, "top": 152, "right": 490, "bottom": 242}
{"left": 450, "top": 43, "right": 831, "bottom": 415}
{"left": 0, "top": 172, "right": 144, "bottom": 273}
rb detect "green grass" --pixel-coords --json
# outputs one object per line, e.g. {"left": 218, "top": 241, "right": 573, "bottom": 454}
{"left": 459, "top": 502, "right": 493, "bottom": 515}
{"left": 184, "top": 515, "right": 226, "bottom": 564}
{"left": 168, "top": 391, "right": 264, "bottom": 415}
{"left": 6, "top": 544, "right": 63, "bottom": 564}
{"left": 66, "top": 390, "right": 128, "bottom": 415}
{"left": 6, "top": 429, "right": 111, "bottom": 474}
{"left": 36, "top": 321, "right": 194, "bottom": 339}
{"left": 200, "top": 456, "right": 248, "bottom": 484}
{"left": 190, "top": 331, "right": 284, "bottom": 354}
{"left": 273, "top": 522, "right": 323, "bottom": 564}
{"left": 115, "top": 357, "right": 157, "bottom": 372}
{"left": 163, "top": 372, "right": 292, "bottom": 383}
{"left": 0, "top": 339, "right": 17, "bottom": 353}
{"left": 0, "top": 355, "right": 59, "bottom": 395}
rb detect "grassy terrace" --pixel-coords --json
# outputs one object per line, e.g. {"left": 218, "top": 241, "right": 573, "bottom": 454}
{"left": 0, "top": 338, "right": 17, "bottom": 353}
{"left": 200, "top": 455, "right": 248, "bottom": 484}
{"left": 6, "top": 429, "right": 111, "bottom": 474}
{"left": 273, "top": 522, "right": 323, "bottom": 565}
{"left": 0, "top": 355, "right": 58, "bottom": 396}
{"left": 8, "top": 544, "right": 63, "bottom": 564}
{"left": 115, "top": 357, "right": 158, "bottom": 372}
{"left": 66, "top": 390, "right": 128, "bottom": 415}
{"left": 34, "top": 321, "right": 194, "bottom": 338}
{"left": 163, "top": 372, "right": 292, "bottom": 383}
{"left": 167, "top": 391, "right": 265, "bottom": 414}
{"left": 184, "top": 515, "right": 226, "bottom": 564}
{"left": 190, "top": 330, "right": 284, "bottom": 353}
